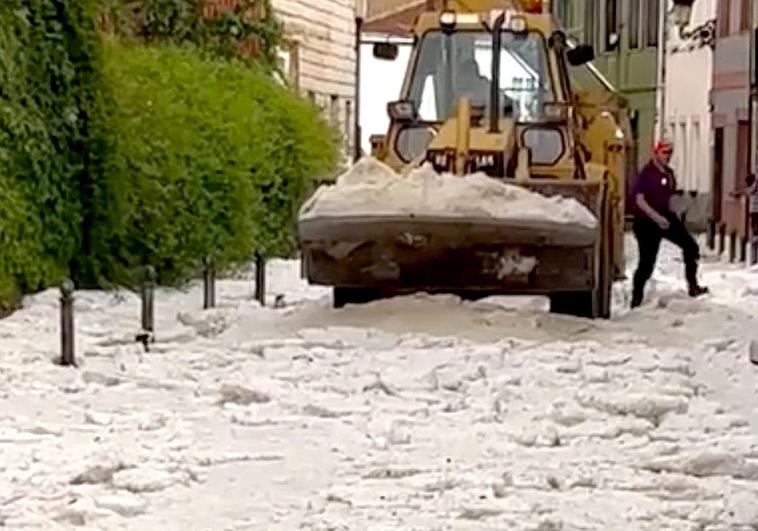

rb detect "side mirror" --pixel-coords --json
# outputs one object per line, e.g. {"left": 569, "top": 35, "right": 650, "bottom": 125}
{"left": 567, "top": 44, "right": 595, "bottom": 66}
{"left": 373, "top": 42, "right": 399, "bottom": 61}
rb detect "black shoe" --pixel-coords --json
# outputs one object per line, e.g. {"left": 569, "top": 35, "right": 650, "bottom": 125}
{"left": 630, "top": 292, "right": 643, "bottom": 309}
{"left": 688, "top": 285, "right": 709, "bottom": 298}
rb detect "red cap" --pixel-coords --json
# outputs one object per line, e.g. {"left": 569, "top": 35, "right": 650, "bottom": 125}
{"left": 653, "top": 140, "right": 673, "bottom": 155}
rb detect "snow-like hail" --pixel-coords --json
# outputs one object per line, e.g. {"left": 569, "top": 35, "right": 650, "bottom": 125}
{"left": 0, "top": 236, "right": 757, "bottom": 530}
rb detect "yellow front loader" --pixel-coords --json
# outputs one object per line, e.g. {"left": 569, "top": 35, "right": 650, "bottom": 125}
{"left": 298, "top": 0, "right": 633, "bottom": 318}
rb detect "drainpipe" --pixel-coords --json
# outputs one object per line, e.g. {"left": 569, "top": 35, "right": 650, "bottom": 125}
{"left": 749, "top": 0, "right": 757, "bottom": 264}
{"left": 749, "top": 0, "right": 755, "bottom": 177}
{"left": 354, "top": 14, "right": 363, "bottom": 162}
{"left": 655, "top": 0, "right": 668, "bottom": 142}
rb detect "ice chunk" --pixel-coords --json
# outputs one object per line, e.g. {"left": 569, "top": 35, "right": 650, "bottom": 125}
{"left": 95, "top": 493, "right": 147, "bottom": 517}
{"left": 299, "top": 157, "right": 598, "bottom": 228}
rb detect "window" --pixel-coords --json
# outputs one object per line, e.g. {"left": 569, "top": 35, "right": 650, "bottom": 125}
{"left": 407, "top": 30, "right": 554, "bottom": 123}
{"left": 718, "top": 0, "right": 731, "bottom": 37}
{"left": 605, "top": 0, "right": 619, "bottom": 51}
{"left": 645, "top": 0, "right": 659, "bottom": 47}
{"left": 344, "top": 100, "right": 353, "bottom": 157}
{"left": 553, "top": 0, "right": 570, "bottom": 28}
{"left": 692, "top": 122, "right": 701, "bottom": 189}
{"left": 330, "top": 95, "right": 339, "bottom": 126}
{"left": 585, "top": 0, "right": 596, "bottom": 51}
{"left": 628, "top": 0, "right": 640, "bottom": 49}
{"left": 740, "top": 0, "right": 750, "bottom": 32}
{"left": 679, "top": 122, "right": 687, "bottom": 187}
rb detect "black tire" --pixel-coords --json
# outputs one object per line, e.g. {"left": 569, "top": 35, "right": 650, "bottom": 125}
{"left": 332, "top": 287, "right": 380, "bottom": 308}
{"left": 549, "top": 291, "right": 596, "bottom": 319}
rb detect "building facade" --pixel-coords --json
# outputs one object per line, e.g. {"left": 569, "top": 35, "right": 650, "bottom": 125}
{"left": 552, "top": 0, "right": 660, "bottom": 170}
{"left": 273, "top": 0, "right": 359, "bottom": 162}
{"left": 710, "top": 0, "right": 752, "bottom": 228}
{"left": 663, "top": 0, "right": 716, "bottom": 228}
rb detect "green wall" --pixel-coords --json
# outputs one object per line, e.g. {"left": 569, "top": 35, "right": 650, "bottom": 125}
{"left": 553, "top": 0, "right": 659, "bottom": 169}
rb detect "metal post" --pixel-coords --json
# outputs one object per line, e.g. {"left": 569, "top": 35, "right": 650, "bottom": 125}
{"left": 354, "top": 14, "right": 363, "bottom": 162}
{"left": 203, "top": 259, "right": 216, "bottom": 310}
{"left": 718, "top": 223, "right": 726, "bottom": 255}
{"left": 707, "top": 218, "right": 716, "bottom": 250}
{"left": 141, "top": 266, "right": 156, "bottom": 334}
{"left": 655, "top": 0, "right": 668, "bottom": 141}
{"left": 60, "top": 279, "right": 76, "bottom": 367}
{"left": 136, "top": 266, "right": 156, "bottom": 351}
{"left": 255, "top": 253, "right": 266, "bottom": 306}
{"left": 729, "top": 231, "right": 737, "bottom": 262}
{"left": 749, "top": 4, "right": 757, "bottom": 265}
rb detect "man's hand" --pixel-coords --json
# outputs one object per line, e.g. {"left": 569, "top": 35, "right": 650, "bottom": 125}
{"left": 655, "top": 216, "right": 670, "bottom": 230}
{"left": 636, "top": 193, "right": 670, "bottom": 231}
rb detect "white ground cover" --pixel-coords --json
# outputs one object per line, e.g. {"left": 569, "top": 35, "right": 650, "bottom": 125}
{"left": 0, "top": 237, "right": 757, "bottom": 530}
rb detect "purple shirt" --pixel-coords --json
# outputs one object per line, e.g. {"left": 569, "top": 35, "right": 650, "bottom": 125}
{"left": 633, "top": 161, "right": 676, "bottom": 216}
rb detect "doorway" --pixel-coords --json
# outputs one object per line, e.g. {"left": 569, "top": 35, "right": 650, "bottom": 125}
{"left": 713, "top": 127, "right": 724, "bottom": 223}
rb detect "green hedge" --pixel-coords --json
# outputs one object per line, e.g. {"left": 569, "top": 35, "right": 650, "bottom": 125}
{"left": 91, "top": 39, "right": 338, "bottom": 287}
{"left": 0, "top": 0, "right": 105, "bottom": 303}
{"left": 99, "top": 0, "right": 283, "bottom": 70}
{"left": 0, "top": 2, "right": 336, "bottom": 307}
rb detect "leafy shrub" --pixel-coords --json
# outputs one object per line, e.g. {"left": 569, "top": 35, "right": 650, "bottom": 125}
{"left": 0, "top": 0, "right": 105, "bottom": 301}
{"left": 98, "top": 0, "right": 283, "bottom": 69}
{"left": 91, "top": 39, "right": 338, "bottom": 287}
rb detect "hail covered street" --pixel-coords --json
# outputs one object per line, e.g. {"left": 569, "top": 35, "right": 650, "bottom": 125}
{"left": 0, "top": 238, "right": 757, "bottom": 530}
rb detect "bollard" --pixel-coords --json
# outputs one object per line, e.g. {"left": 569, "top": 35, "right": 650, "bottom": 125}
{"left": 718, "top": 224, "right": 726, "bottom": 256}
{"left": 141, "top": 266, "right": 156, "bottom": 334}
{"left": 255, "top": 253, "right": 266, "bottom": 307}
{"left": 60, "top": 279, "right": 76, "bottom": 367}
{"left": 740, "top": 237, "right": 747, "bottom": 263}
{"left": 136, "top": 266, "right": 156, "bottom": 351}
{"left": 706, "top": 218, "right": 716, "bottom": 250}
{"left": 728, "top": 232, "right": 737, "bottom": 263}
{"left": 203, "top": 259, "right": 216, "bottom": 310}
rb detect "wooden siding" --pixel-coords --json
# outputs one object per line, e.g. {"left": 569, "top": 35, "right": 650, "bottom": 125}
{"left": 272, "top": 0, "right": 357, "bottom": 160}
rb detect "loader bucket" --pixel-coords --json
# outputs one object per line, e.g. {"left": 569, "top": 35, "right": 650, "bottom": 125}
{"left": 298, "top": 180, "right": 608, "bottom": 299}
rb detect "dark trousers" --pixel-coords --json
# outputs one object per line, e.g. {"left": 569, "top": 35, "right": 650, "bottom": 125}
{"left": 632, "top": 213, "right": 700, "bottom": 299}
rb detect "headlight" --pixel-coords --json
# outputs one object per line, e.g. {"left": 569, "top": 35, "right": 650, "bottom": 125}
{"left": 521, "top": 127, "right": 565, "bottom": 166}
{"left": 426, "top": 149, "right": 454, "bottom": 173}
{"left": 396, "top": 126, "right": 436, "bottom": 163}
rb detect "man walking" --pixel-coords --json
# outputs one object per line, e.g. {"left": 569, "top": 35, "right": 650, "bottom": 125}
{"left": 631, "top": 140, "right": 708, "bottom": 308}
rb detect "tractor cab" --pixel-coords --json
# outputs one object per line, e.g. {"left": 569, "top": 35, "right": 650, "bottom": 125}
{"left": 370, "top": 6, "right": 596, "bottom": 181}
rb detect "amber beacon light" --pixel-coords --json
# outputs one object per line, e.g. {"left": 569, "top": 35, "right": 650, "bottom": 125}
{"left": 517, "top": 0, "right": 543, "bottom": 14}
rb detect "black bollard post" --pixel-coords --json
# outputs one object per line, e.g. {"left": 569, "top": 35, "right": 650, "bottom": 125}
{"left": 740, "top": 237, "right": 748, "bottom": 263}
{"left": 255, "top": 253, "right": 266, "bottom": 307}
{"left": 203, "top": 258, "right": 216, "bottom": 310}
{"left": 729, "top": 232, "right": 737, "bottom": 263}
{"left": 60, "top": 279, "right": 76, "bottom": 367}
{"left": 718, "top": 223, "right": 726, "bottom": 256}
{"left": 706, "top": 218, "right": 716, "bottom": 250}
{"left": 136, "top": 266, "right": 156, "bottom": 351}
{"left": 141, "top": 266, "right": 156, "bottom": 333}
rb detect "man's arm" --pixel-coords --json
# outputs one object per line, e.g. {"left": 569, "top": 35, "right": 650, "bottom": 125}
{"left": 636, "top": 194, "right": 670, "bottom": 229}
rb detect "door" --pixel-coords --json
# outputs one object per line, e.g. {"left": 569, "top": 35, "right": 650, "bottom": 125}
{"left": 713, "top": 127, "right": 724, "bottom": 222}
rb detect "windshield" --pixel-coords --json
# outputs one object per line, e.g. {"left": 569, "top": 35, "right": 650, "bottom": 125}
{"left": 406, "top": 30, "right": 555, "bottom": 123}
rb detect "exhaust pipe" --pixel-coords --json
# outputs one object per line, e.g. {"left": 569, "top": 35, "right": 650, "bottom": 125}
{"left": 490, "top": 12, "right": 506, "bottom": 133}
